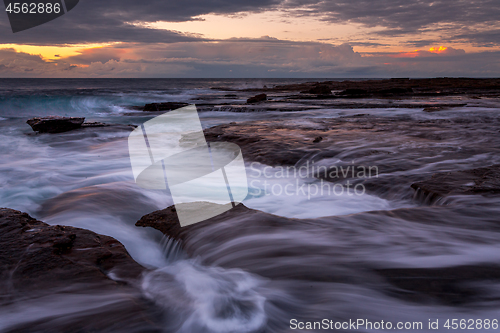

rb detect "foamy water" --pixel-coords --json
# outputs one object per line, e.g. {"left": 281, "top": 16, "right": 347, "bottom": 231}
{"left": 1, "top": 79, "right": 500, "bottom": 332}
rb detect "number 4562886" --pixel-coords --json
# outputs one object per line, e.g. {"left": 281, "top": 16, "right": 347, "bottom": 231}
{"left": 444, "top": 319, "right": 498, "bottom": 330}
{"left": 5, "top": 3, "right": 61, "bottom": 14}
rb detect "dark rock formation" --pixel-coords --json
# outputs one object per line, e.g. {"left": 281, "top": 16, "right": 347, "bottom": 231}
{"left": 0, "top": 208, "right": 163, "bottom": 331}
{"left": 136, "top": 203, "right": 500, "bottom": 305}
{"left": 0, "top": 208, "right": 145, "bottom": 291}
{"left": 26, "top": 116, "right": 85, "bottom": 133}
{"left": 302, "top": 85, "right": 332, "bottom": 95}
{"left": 246, "top": 93, "right": 267, "bottom": 104}
{"left": 337, "top": 88, "right": 369, "bottom": 97}
{"left": 377, "top": 265, "right": 500, "bottom": 305}
{"left": 335, "top": 87, "right": 411, "bottom": 97}
{"left": 80, "top": 121, "right": 111, "bottom": 128}
{"left": 206, "top": 78, "right": 500, "bottom": 100}
{"left": 136, "top": 205, "right": 194, "bottom": 242}
{"left": 377, "top": 87, "right": 413, "bottom": 95}
{"left": 268, "top": 78, "right": 500, "bottom": 98}
{"left": 411, "top": 164, "right": 500, "bottom": 202}
{"left": 143, "top": 102, "right": 189, "bottom": 112}
{"left": 27, "top": 117, "right": 137, "bottom": 135}
{"left": 203, "top": 120, "right": 330, "bottom": 166}
{"left": 423, "top": 106, "right": 449, "bottom": 112}
{"left": 136, "top": 203, "right": 282, "bottom": 244}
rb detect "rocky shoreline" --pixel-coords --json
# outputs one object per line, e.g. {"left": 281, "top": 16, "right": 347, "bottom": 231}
{"left": 135, "top": 202, "right": 500, "bottom": 306}
{"left": 0, "top": 208, "right": 163, "bottom": 332}
{"left": 26, "top": 116, "right": 137, "bottom": 134}
{"left": 213, "top": 77, "right": 500, "bottom": 97}
{"left": 119, "top": 78, "right": 500, "bottom": 116}
{"left": 5, "top": 78, "right": 500, "bottom": 330}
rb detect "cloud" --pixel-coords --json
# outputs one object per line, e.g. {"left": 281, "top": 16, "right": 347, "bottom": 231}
{"left": 0, "top": 0, "right": 282, "bottom": 45}
{"left": 64, "top": 47, "right": 129, "bottom": 65}
{"left": 0, "top": 40, "right": 365, "bottom": 77}
{"left": 283, "top": 0, "right": 500, "bottom": 45}
{"left": 0, "top": 0, "right": 498, "bottom": 49}
{"left": 1, "top": 39, "right": 499, "bottom": 78}
{"left": 404, "top": 40, "right": 439, "bottom": 48}
{"left": 0, "top": 48, "right": 82, "bottom": 74}
{"left": 284, "top": 0, "right": 499, "bottom": 31}
{"left": 451, "top": 29, "right": 500, "bottom": 47}
{"left": 381, "top": 46, "right": 466, "bottom": 58}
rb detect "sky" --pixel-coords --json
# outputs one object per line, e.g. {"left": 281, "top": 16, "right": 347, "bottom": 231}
{"left": 0, "top": 0, "right": 499, "bottom": 78}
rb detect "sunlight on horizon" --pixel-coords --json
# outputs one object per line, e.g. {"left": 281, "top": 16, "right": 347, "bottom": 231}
{"left": 0, "top": 43, "right": 119, "bottom": 61}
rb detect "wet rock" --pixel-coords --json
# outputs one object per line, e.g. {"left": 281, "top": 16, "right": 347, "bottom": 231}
{"left": 0, "top": 208, "right": 162, "bottom": 331}
{"left": 80, "top": 121, "right": 111, "bottom": 128}
{"left": 136, "top": 203, "right": 500, "bottom": 305}
{"left": 337, "top": 88, "right": 369, "bottom": 97}
{"left": 26, "top": 116, "right": 85, "bottom": 133}
{"left": 377, "top": 265, "right": 500, "bottom": 305}
{"left": 411, "top": 164, "right": 500, "bottom": 202}
{"left": 246, "top": 93, "right": 267, "bottom": 104}
{"left": 136, "top": 203, "right": 278, "bottom": 244}
{"left": 422, "top": 106, "right": 449, "bottom": 112}
{"left": 377, "top": 87, "right": 413, "bottom": 95}
{"left": 203, "top": 120, "right": 329, "bottom": 166}
{"left": 143, "top": 102, "right": 189, "bottom": 112}
{"left": 270, "top": 78, "right": 500, "bottom": 98}
{"left": 135, "top": 206, "right": 182, "bottom": 239}
{"left": 0, "top": 208, "right": 145, "bottom": 291}
{"left": 302, "top": 85, "right": 332, "bottom": 95}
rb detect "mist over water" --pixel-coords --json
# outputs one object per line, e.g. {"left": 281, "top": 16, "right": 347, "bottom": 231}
{"left": 1, "top": 79, "right": 500, "bottom": 332}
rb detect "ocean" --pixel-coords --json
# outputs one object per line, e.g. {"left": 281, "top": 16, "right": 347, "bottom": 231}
{"left": 1, "top": 78, "right": 500, "bottom": 332}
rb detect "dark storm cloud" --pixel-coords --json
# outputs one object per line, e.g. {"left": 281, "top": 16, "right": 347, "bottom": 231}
{"left": 1, "top": 0, "right": 498, "bottom": 46}
{"left": 280, "top": 0, "right": 500, "bottom": 47}
{"left": 345, "top": 41, "right": 388, "bottom": 47}
{"left": 0, "top": 0, "right": 282, "bottom": 44}
{"left": 0, "top": 0, "right": 498, "bottom": 52}
{"left": 2, "top": 40, "right": 500, "bottom": 77}
{"left": 284, "top": 0, "right": 500, "bottom": 32}
{"left": 451, "top": 29, "right": 500, "bottom": 47}
{"left": 404, "top": 40, "right": 439, "bottom": 48}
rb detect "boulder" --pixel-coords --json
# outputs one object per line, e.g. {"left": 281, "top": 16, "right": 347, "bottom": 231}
{"left": 26, "top": 116, "right": 85, "bottom": 133}
{"left": 246, "top": 93, "right": 267, "bottom": 104}
{"left": 143, "top": 102, "right": 189, "bottom": 112}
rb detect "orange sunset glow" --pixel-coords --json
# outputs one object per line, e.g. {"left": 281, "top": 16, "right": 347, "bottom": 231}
{"left": 1, "top": 0, "right": 500, "bottom": 331}
{"left": 429, "top": 46, "right": 448, "bottom": 53}
{"left": 0, "top": 0, "right": 499, "bottom": 77}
